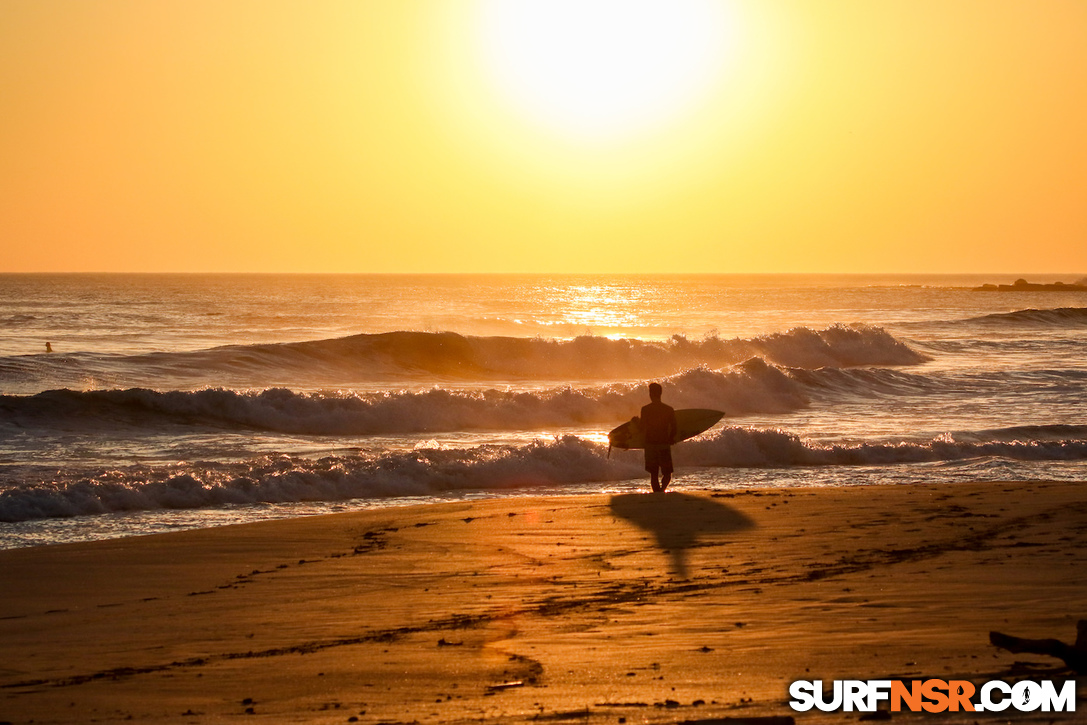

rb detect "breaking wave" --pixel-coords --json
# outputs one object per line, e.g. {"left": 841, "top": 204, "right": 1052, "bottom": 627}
{"left": 0, "top": 359, "right": 806, "bottom": 436}
{"left": 963, "top": 307, "right": 1087, "bottom": 327}
{"left": 678, "top": 426, "right": 1087, "bottom": 467}
{"left": 3, "top": 360, "right": 977, "bottom": 439}
{"left": 170, "top": 323, "right": 927, "bottom": 377}
{"left": 0, "top": 324, "right": 927, "bottom": 392}
{"left": 4, "top": 358, "right": 1012, "bottom": 439}
{"left": 4, "top": 425, "right": 1087, "bottom": 522}
{"left": 0, "top": 437, "right": 642, "bottom": 522}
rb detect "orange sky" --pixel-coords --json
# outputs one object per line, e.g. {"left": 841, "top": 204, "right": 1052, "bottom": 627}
{"left": 1, "top": 1, "right": 1085, "bottom": 274}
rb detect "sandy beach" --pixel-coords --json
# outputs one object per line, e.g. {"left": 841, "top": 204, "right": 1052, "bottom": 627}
{"left": 2, "top": 481, "right": 1086, "bottom": 724}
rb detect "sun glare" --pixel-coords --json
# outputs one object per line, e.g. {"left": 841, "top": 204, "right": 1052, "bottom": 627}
{"left": 476, "top": 0, "right": 736, "bottom": 143}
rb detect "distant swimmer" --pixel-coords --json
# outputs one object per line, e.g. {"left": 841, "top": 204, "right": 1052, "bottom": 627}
{"left": 45, "top": 341, "right": 53, "bottom": 353}
{"left": 641, "top": 382, "right": 678, "bottom": 493}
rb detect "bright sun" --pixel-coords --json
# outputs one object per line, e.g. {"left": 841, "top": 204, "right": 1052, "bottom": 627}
{"left": 475, "top": 0, "right": 737, "bottom": 143}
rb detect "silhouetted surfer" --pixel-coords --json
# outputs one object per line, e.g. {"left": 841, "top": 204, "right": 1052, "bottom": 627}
{"left": 641, "top": 382, "right": 678, "bottom": 493}
{"left": 45, "top": 341, "right": 52, "bottom": 353}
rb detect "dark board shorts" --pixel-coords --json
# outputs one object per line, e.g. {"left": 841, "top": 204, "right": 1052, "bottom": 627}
{"left": 644, "top": 444, "right": 673, "bottom": 474}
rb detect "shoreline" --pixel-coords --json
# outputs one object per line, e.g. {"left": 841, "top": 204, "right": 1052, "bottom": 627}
{"left": 3, "top": 481, "right": 1086, "bottom": 723}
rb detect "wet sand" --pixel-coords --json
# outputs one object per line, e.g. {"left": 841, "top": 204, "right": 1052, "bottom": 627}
{"left": 2, "top": 481, "right": 1086, "bottom": 723}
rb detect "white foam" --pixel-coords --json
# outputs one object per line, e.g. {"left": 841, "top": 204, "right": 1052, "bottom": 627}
{"left": 5, "top": 425, "right": 1087, "bottom": 523}
{"left": 0, "top": 437, "right": 643, "bottom": 523}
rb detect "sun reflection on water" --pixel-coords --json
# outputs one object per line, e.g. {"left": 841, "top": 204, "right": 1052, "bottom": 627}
{"left": 538, "top": 282, "right": 661, "bottom": 336}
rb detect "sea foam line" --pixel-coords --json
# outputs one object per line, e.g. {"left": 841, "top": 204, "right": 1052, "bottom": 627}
{"left": 4, "top": 426, "right": 1087, "bottom": 522}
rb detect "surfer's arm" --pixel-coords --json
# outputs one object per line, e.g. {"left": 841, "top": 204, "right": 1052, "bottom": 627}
{"left": 668, "top": 411, "right": 678, "bottom": 444}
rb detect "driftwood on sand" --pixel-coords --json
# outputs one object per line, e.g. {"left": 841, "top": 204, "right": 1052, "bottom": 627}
{"left": 989, "top": 620, "right": 1087, "bottom": 673}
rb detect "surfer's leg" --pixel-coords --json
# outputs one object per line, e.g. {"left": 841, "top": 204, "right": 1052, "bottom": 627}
{"left": 646, "top": 447, "right": 662, "bottom": 492}
{"left": 658, "top": 448, "right": 674, "bottom": 492}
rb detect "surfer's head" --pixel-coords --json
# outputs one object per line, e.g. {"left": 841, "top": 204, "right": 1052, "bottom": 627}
{"left": 648, "top": 382, "right": 662, "bottom": 401}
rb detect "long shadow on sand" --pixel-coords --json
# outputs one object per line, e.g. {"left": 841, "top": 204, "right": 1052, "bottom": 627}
{"left": 609, "top": 493, "right": 756, "bottom": 578}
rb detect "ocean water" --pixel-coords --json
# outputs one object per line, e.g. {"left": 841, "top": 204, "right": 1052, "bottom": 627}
{"left": 2, "top": 273, "right": 1086, "bottom": 548}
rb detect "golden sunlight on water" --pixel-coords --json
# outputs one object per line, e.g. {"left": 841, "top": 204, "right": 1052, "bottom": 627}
{"left": 562, "top": 285, "right": 642, "bottom": 330}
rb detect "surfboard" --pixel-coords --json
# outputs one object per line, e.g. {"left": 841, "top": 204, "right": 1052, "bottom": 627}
{"left": 607, "top": 408, "right": 725, "bottom": 451}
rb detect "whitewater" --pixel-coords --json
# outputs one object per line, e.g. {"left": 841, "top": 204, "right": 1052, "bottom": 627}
{"left": 2, "top": 273, "right": 1085, "bottom": 548}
